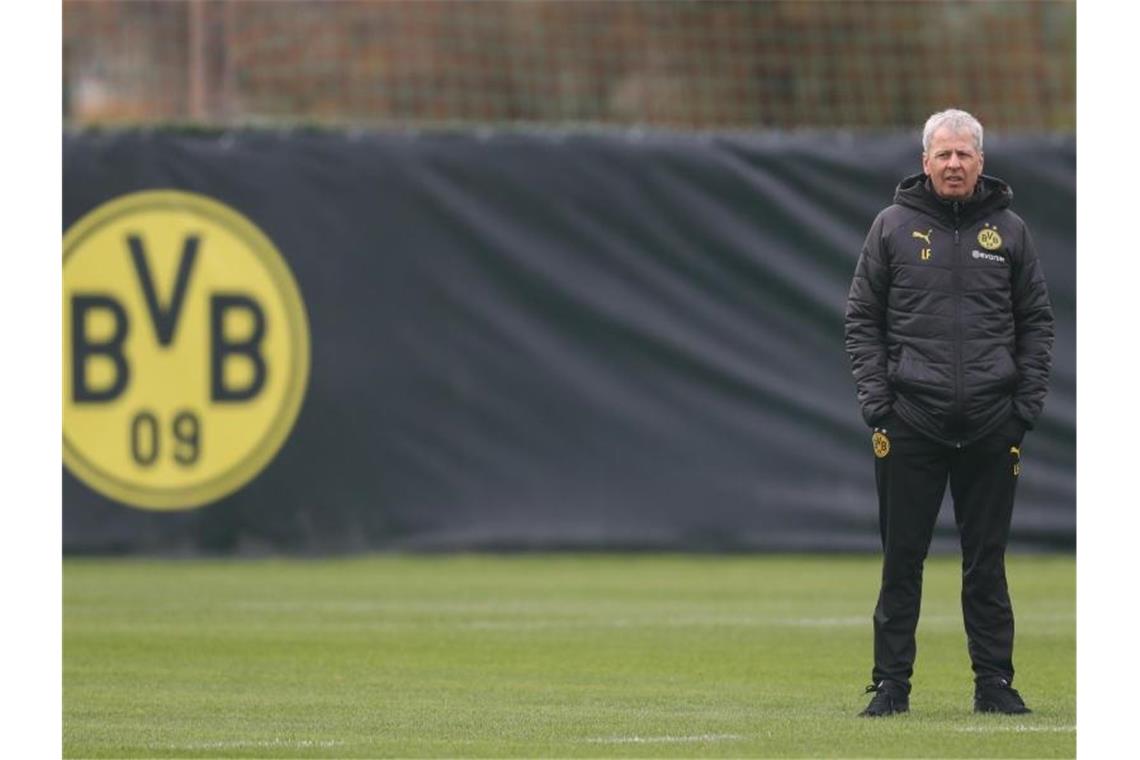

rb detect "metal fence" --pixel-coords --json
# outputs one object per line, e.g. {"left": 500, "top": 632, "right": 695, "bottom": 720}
{"left": 63, "top": 0, "right": 1075, "bottom": 131}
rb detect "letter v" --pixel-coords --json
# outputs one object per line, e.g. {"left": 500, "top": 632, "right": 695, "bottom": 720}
{"left": 127, "top": 234, "right": 198, "bottom": 347}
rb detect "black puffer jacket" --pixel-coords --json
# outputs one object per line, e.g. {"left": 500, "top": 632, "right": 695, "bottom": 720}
{"left": 845, "top": 173, "right": 1054, "bottom": 447}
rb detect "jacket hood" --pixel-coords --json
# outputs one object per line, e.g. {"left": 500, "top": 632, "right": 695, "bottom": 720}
{"left": 893, "top": 172, "right": 1013, "bottom": 226}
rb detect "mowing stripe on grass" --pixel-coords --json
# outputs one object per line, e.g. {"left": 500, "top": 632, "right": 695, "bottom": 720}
{"left": 951, "top": 725, "right": 1075, "bottom": 733}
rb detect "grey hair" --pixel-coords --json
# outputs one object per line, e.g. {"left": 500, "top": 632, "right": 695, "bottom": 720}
{"left": 922, "top": 109, "right": 984, "bottom": 153}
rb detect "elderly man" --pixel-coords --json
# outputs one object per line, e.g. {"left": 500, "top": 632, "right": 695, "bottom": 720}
{"left": 844, "top": 109, "right": 1054, "bottom": 717}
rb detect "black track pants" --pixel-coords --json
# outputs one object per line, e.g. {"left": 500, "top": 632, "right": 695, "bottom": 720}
{"left": 869, "top": 415, "right": 1021, "bottom": 688}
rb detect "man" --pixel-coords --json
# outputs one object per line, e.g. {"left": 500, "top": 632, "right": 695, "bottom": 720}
{"left": 844, "top": 109, "right": 1054, "bottom": 717}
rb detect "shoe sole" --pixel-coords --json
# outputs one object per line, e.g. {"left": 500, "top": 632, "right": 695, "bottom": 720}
{"left": 974, "top": 701, "right": 1031, "bottom": 715}
{"left": 859, "top": 704, "right": 909, "bottom": 717}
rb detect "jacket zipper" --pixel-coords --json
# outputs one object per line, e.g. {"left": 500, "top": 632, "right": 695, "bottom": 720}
{"left": 952, "top": 203, "right": 963, "bottom": 448}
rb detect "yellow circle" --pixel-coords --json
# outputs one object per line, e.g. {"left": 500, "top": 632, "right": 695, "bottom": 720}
{"left": 872, "top": 431, "right": 890, "bottom": 458}
{"left": 63, "top": 190, "right": 310, "bottom": 510}
{"left": 978, "top": 228, "right": 1003, "bottom": 251}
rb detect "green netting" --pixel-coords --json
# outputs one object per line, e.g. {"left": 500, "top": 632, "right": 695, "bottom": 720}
{"left": 63, "top": 0, "right": 1075, "bottom": 131}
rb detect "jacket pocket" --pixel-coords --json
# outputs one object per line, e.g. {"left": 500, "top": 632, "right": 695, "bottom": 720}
{"left": 966, "top": 344, "right": 1018, "bottom": 395}
{"left": 997, "top": 346, "right": 1019, "bottom": 389}
{"left": 891, "top": 347, "right": 953, "bottom": 400}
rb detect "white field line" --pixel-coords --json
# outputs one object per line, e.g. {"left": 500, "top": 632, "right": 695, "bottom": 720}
{"left": 583, "top": 733, "right": 744, "bottom": 744}
{"left": 454, "top": 615, "right": 868, "bottom": 630}
{"left": 456, "top": 613, "right": 1071, "bottom": 630}
{"left": 160, "top": 738, "right": 345, "bottom": 749}
{"left": 952, "top": 725, "right": 1075, "bottom": 733}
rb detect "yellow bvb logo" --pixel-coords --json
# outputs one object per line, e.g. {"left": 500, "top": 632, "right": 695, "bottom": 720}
{"left": 63, "top": 190, "right": 311, "bottom": 511}
{"left": 978, "top": 225, "right": 1003, "bottom": 251}
{"left": 872, "top": 431, "right": 891, "bottom": 459}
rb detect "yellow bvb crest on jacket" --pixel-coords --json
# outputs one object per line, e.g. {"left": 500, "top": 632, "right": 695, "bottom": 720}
{"left": 978, "top": 224, "right": 1003, "bottom": 250}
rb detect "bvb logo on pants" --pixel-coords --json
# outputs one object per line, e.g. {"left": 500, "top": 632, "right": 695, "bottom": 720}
{"left": 63, "top": 190, "right": 311, "bottom": 511}
{"left": 872, "top": 430, "right": 890, "bottom": 459}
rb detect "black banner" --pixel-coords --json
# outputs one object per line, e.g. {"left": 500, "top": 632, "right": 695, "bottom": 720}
{"left": 63, "top": 130, "right": 1075, "bottom": 553}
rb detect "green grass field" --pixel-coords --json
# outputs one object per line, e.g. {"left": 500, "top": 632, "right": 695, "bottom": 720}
{"left": 63, "top": 554, "right": 1074, "bottom": 758}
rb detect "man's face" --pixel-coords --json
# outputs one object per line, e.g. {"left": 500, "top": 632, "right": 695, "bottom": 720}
{"left": 922, "top": 127, "right": 983, "bottom": 200}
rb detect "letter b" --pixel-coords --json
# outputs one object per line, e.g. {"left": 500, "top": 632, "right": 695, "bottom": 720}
{"left": 211, "top": 294, "right": 267, "bottom": 402}
{"left": 72, "top": 295, "right": 130, "bottom": 402}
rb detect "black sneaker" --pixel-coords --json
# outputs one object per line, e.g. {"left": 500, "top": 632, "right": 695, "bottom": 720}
{"left": 974, "top": 677, "right": 1031, "bottom": 714}
{"left": 859, "top": 681, "right": 910, "bottom": 717}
